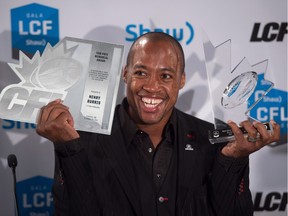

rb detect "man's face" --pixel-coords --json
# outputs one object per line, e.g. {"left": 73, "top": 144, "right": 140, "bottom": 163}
{"left": 123, "top": 39, "right": 185, "bottom": 127}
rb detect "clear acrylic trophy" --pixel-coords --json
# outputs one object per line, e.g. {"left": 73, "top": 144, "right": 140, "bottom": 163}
{"left": 202, "top": 35, "right": 274, "bottom": 144}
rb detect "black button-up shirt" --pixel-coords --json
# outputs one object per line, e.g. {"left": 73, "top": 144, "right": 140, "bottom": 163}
{"left": 119, "top": 99, "right": 177, "bottom": 216}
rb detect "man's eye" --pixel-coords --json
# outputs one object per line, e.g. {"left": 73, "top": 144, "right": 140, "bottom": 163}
{"left": 161, "top": 74, "right": 172, "bottom": 79}
{"left": 134, "top": 71, "right": 146, "bottom": 76}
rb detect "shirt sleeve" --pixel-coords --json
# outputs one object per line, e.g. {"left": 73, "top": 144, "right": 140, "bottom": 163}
{"left": 52, "top": 135, "right": 99, "bottom": 216}
{"left": 217, "top": 151, "right": 249, "bottom": 173}
{"left": 208, "top": 151, "right": 254, "bottom": 216}
{"left": 54, "top": 138, "right": 84, "bottom": 157}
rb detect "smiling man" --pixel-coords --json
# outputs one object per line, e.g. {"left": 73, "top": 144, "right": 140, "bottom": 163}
{"left": 124, "top": 34, "right": 185, "bottom": 146}
{"left": 36, "top": 32, "right": 280, "bottom": 216}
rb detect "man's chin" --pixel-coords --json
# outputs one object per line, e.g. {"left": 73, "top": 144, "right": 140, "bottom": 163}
{"left": 139, "top": 113, "right": 163, "bottom": 125}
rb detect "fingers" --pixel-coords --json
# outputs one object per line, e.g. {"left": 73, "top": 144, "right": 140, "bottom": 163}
{"left": 270, "top": 120, "right": 281, "bottom": 138}
{"left": 233, "top": 120, "right": 280, "bottom": 144}
{"left": 240, "top": 121, "right": 258, "bottom": 140}
{"left": 36, "top": 99, "right": 79, "bottom": 143}
{"left": 223, "top": 120, "right": 281, "bottom": 158}
{"left": 253, "top": 120, "right": 280, "bottom": 144}
{"left": 38, "top": 99, "right": 68, "bottom": 124}
{"left": 227, "top": 120, "right": 247, "bottom": 143}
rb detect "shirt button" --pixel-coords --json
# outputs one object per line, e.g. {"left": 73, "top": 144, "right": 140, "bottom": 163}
{"left": 159, "top": 196, "right": 168, "bottom": 203}
{"left": 148, "top": 148, "right": 153, "bottom": 153}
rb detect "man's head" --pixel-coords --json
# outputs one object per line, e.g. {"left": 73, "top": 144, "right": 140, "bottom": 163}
{"left": 123, "top": 32, "right": 186, "bottom": 128}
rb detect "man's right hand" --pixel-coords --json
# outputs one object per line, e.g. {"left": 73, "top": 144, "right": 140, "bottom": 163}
{"left": 36, "top": 99, "right": 80, "bottom": 143}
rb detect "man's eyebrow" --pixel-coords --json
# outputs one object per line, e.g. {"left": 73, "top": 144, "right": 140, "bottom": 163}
{"left": 132, "top": 64, "right": 177, "bottom": 73}
{"left": 133, "top": 64, "right": 147, "bottom": 70}
{"left": 160, "top": 67, "right": 177, "bottom": 73}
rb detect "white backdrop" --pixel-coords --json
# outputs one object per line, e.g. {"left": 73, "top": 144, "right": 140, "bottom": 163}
{"left": 0, "top": 0, "right": 287, "bottom": 215}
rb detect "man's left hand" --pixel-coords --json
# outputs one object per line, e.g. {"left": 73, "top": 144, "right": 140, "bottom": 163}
{"left": 221, "top": 120, "right": 280, "bottom": 158}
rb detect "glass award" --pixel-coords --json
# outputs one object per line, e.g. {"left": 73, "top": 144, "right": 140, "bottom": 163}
{"left": 202, "top": 35, "right": 274, "bottom": 144}
{"left": 0, "top": 37, "right": 124, "bottom": 135}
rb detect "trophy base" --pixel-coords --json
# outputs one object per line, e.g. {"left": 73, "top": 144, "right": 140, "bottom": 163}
{"left": 208, "top": 122, "right": 272, "bottom": 144}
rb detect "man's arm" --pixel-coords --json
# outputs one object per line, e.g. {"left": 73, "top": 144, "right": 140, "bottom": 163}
{"left": 208, "top": 149, "right": 253, "bottom": 215}
{"left": 36, "top": 100, "right": 96, "bottom": 215}
{"left": 209, "top": 120, "right": 280, "bottom": 216}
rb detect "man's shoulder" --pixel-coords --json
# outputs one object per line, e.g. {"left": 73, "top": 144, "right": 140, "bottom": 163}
{"left": 174, "top": 108, "right": 213, "bottom": 125}
{"left": 174, "top": 108, "right": 214, "bottom": 130}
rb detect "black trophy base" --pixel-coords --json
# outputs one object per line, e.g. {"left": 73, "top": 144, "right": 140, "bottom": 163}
{"left": 208, "top": 122, "right": 272, "bottom": 144}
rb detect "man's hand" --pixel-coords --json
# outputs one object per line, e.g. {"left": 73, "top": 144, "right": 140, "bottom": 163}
{"left": 221, "top": 120, "right": 280, "bottom": 158}
{"left": 36, "top": 99, "right": 80, "bottom": 143}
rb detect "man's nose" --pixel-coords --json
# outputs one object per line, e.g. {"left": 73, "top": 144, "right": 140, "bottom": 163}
{"left": 143, "top": 74, "right": 160, "bottom": 92}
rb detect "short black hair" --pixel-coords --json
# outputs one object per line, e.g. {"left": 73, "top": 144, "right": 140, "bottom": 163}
{"left": 126, "top": 32, "right": 185, "bottom": 73}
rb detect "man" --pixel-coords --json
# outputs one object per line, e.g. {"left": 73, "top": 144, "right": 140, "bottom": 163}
{"left": 36, "top": 32, "right": 280, "bottom": 216}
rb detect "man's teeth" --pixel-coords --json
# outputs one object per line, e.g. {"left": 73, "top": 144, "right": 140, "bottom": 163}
{"left": 142, "top": 98, "right": 162, "bottom": 108}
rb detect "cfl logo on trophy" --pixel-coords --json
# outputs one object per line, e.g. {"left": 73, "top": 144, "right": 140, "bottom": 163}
{"left": 0, "top": 42, "right": 82, "bottom": 123}
{"left": 11, "top": 3, "right": 59, "bottom": 59}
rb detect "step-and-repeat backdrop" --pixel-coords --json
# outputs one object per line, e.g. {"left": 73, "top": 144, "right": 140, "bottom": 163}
{"left": 0, "top": 0, "right": 287, "bottom": 215}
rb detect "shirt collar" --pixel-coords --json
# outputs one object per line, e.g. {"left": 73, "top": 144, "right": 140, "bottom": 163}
{"left": 118, "top": 98, "right": 177, "bottom": 147}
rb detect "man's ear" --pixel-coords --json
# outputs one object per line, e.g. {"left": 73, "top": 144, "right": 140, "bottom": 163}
{"left": 123, "top": 66, "right": 128, "bottom": 83}
{"left": 180, "top": 72, "right": 186, "bottom": 89}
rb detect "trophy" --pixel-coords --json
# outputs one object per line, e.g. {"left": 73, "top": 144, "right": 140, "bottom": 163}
{"left": 0, "top": 37, "right": 124, "bottom": 135}
{"left": 202, "top": 35, "right": 274, "bottom": 144}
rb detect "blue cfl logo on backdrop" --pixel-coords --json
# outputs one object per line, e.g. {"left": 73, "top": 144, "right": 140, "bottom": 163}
{"left": 248, "top": 73, "right": 288, "bottom": 145}
{"left": 11, "top": 3, "right": 59, "bottom": 60}
{"left": 17, "top": 176, "right": 54, "bottom": 215}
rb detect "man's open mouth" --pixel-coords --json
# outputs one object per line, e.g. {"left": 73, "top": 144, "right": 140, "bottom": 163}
{"left": 141, "top": 97, "right": 163, "bottom": 108}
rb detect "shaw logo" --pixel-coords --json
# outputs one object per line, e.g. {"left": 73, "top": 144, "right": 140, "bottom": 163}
{"left": 250, "top": 22, "right": 287, "bottom": 42}
{"left": 248, "top": 73, "right": 287, "bottom": 146}
{"left": 125, "top": 21, "right": 194, "bottom": 45}
{"left": 254, "top": 192, "right": 287, "bottom": 212}
{"left": 11, "top": 3, "right": 59, "bottom": 59}
{"left": 17, "top": 176, "right": 54, "bottom": 215}
{"left": 1, "top": 119, "right": 36, "bottom": 130}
